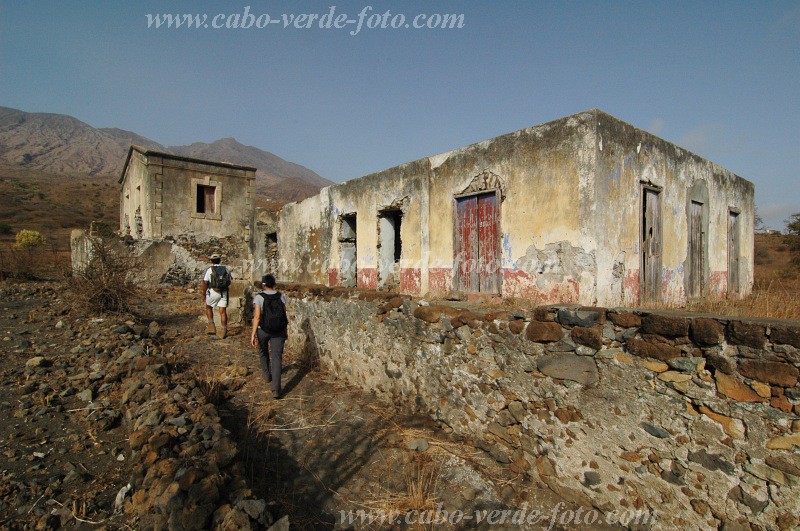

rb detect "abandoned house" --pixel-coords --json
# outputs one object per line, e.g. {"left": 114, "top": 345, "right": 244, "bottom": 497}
{"left": 278, "top": 109, "right": 754, "bottom": 307}
{"left": 119, "top": 146, "right": 257, "bottom": 241}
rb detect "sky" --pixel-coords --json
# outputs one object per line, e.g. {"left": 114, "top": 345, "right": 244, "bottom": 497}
{"left": 1, "top": 1, "right": 798, "bottom": 229}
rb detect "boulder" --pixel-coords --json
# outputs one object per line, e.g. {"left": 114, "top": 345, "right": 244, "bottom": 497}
{"left": 526, "top": 321, "right": 563, "bottom": 343}
{"left": 537, "top": 354, "right": 599, "bottom": 385}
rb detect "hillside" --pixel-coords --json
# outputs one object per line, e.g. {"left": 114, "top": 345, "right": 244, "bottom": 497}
{"left": 0, "top": 106, "right": 333, "bottom": 246}
{"left": 170, "top": 137, "right": 331, "bottom": 202}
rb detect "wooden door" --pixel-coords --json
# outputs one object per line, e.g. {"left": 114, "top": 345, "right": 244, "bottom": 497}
{"left": 641, "top": 188, "right": 662, "bottom": 303}
{"left": 728, "top": 211, "right": 740, "bottom": 295}
{"left": 456, "top": 196, "right": 478, "bottom": 292}
{"left": 477, "top": 193, "right": 499, "bottom": 293}
{"left": 688, "top": 201, "right": 704, "bottom": 297}
{"left": 456, "top": 192, "right": 499, "bottom": 293}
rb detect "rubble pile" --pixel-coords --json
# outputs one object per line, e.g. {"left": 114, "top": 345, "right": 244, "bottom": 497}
{"left": 0, "top": 283, "right": 279, "bottom": 529}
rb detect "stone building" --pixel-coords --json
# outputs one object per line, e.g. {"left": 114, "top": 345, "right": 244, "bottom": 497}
{"left": 278, "top": 109, "right": 754, "bottom": 306}
{"left": 119, "top": 146, "right": 256, "bottom": 241}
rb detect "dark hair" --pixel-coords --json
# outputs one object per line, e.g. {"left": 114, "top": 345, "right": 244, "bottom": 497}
{"left": 210, "top": 257, "right": 221, "bottom": 264}
{"left": 262, "top": 274, "right": 276, "bottom": 288}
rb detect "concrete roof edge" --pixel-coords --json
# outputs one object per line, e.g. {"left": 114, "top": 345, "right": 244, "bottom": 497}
{"left": 119, "top": 144, "right": 257, "bottom": 184}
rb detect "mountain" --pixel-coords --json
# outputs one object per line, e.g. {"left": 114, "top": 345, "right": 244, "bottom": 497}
{"left": 0, "top": 106, "right": 332, "bottom": 201}
{"left": 0, "top": 106, "right": 164, "bottom": 176}
{"left": 170, "top": 137, "right": 331, "bottom": 202}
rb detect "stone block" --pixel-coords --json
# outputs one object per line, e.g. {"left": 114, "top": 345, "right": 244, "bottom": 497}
{"left": 715, "top": 372, "right": 764, "bottom": 402}
{"left": 571, "top": 326, "right": 603, "bottom": 350}
{"left": 641, "top": 314, "right": 689, "bottom": 338}
{"left": 726, "top": 321, "right": 766, "bottom": 349}
{"left": 690, "top": 318, "right": 724, "bottom": 346}
{"left": 771, "top": 326, "right": 800, "bottom": 348}
{"left": 626, "top": 338, "right": 682, "bottom": 361}
{"left": 533, "top": 307, "right": 556, "bottom": 322}
{"left": 525, "top": 321, "right": 563, "bottom": 343}
{"left": 556, "top": 308, "right": 600, "bottom": 327}
{"left": 738, "top": 360, "right": 799, "bottom": 387}
{"left": 537, "top": 354, "right": 599, "bottom": 385}
{"left": 508, "top": 320, "right": 526, "bottom": 335}
{"left": 608, "top": 311, "right": 641, "bottom": 328}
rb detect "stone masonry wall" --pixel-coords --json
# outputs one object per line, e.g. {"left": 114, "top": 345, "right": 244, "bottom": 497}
{"left": 283, "top": 284, "right": 800, "bottom": 530}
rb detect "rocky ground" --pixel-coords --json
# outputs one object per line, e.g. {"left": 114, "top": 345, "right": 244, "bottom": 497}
{"left": 0, "top": 281, "right": 593, "bottom": 530}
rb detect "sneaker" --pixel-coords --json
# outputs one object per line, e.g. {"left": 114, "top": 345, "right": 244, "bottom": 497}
{"left": 206, "top": 324, "right": 216, "bottom": 335}
{"left": 217, "top": 326, "right": 227, "bottom": 339}
{"left": 271, "top": 390, "right": 281, "bottom": 399}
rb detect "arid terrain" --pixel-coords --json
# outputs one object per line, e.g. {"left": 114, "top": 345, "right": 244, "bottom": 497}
{"left": 0, "top": 283, "right": 598, "bottom": 529}
{"left": 0, "top": 106, "right": 333, "bottom": 251}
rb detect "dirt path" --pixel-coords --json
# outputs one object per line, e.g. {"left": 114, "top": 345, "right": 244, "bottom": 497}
{"left": 0, "top": 283, "right": 591, "bottom": 530}
{"left": 148, "top": 289, "right": 585, "bottom": 530}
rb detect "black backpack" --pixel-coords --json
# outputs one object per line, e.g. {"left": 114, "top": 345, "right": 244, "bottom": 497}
{"left": 209, "top": 265, "right": 232, "bottom": 290}
{"left": 259, "top": 292, "right": 288, "bottom": 335}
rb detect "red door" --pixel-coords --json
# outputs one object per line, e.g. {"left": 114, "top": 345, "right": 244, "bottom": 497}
{"left": 456, "top": 192, "right": 499, "bottom": 293}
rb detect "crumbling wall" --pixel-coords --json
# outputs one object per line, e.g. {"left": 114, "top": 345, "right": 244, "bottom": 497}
{"left": 285, "top": 286, "right": 800, "bottom": 529}
{"left": 71, "top": 231, "right": 252, "bottom": 326}
{"left": 594, "top": 111, "right": 755, "bottom": 306}
{"left": 251, "top": 208, "right": 280, "bottom": 282}
{"left": 278, "top": 110, "right": 753, "bottom": 307}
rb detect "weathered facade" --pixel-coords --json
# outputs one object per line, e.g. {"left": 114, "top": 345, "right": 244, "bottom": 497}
{"left": 279, "top": 110, "right": 754, "bottom": 307}
{"left": 119, "top": 146, "right": 256, "bottom": 242}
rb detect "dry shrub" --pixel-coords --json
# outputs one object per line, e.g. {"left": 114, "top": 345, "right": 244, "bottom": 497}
{"left": 66, "top": 236, "right": 140, "bottom": 313}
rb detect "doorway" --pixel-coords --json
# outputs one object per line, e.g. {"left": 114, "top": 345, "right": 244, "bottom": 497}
{"left": 455, "top": 192, "right": 499, "bottom": 293}
{"left": 641, "top": 187, "right": 662, "bottom": 303}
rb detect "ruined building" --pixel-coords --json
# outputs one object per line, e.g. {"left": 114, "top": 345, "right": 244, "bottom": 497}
{"left": 119, "top": 146, "right": 257, "bottom": 241}
{"left": 279, "top": 109, "right": 754, "bottom": 306}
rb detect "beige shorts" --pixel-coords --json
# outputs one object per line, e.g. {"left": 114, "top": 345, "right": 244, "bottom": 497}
{"left": 205, "top": 289, "right": 229, "bottom": 308}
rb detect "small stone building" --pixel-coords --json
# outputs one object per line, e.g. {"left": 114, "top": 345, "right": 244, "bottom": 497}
{"left": 278, "top": 109, "right": 754, "bottom": 307}
{"left": 119, "top": 146, "right": 256, "bottom": 241}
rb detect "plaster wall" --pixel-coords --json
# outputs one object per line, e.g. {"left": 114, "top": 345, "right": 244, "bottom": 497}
{"left": 277, "top": 110, "right": 754, "bottom": 307}
{"left": 119, "top": 151, "right": 152, "bottom": 238}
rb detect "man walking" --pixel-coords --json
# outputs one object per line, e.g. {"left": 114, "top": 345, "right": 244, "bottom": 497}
{"left": 202, "top": 253, "right": 231, "bottom": 339}
{"left": 251, "top": 274, "right": 288, "bottom": 398}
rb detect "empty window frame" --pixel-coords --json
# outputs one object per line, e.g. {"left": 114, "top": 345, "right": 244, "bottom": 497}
{"left": 196, "top": 184, "right": 216, "bottom": 214}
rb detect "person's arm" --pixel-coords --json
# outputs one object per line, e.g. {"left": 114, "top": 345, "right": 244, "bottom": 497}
{"left": 201, "top": 268, "right": 209, "bottom": 302}
{"left": 250, "top": 302, "right": 261, "bottom": 348}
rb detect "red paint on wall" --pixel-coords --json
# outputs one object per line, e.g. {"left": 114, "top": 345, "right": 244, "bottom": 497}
{"left": 623, "top": 269, "right": 640, "bottom": 306}
{"left": 501, "top": 269, "right": 580, "bottom": 304}
{"left": 399, "top": 268, "right": 422, "bottom": 294}
{"left": 357, "top": 268, "right": 378, "bottom": 289}
{"left": 327, "top": 269, "right": 339, "bottom": 287}
{"left": 710, "top": 271, "right": 728, "bottom": 299}
{"left": 428, "top": 268, "right": 452, "bottom": 294}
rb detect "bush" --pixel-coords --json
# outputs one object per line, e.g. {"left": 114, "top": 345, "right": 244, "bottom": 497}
{"left": 67, "top": 236, "right": 140, "bottom": 313}
{"left": 14, "top": 229, "right": 45, "bottom": 249}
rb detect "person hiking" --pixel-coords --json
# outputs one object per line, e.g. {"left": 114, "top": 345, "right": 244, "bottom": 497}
{"left": 202, "top": 253, "right": 231, "bottom": 339}
{"left": 250, "top": 274, "right": 288, "bottom": 399}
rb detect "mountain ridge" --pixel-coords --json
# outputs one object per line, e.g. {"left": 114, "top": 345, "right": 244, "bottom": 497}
{"left": 0, "top": 105, "right": 332, "bottom": 202}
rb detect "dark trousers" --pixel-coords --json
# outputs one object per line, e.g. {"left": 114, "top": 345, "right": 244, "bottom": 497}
{"left": 256, "top": 328, "right": 285, "bottom": 393}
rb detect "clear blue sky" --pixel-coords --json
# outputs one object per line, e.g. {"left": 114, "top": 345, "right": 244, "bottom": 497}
{"left": 1, "top": 1, "right": 798, "bottom": 229}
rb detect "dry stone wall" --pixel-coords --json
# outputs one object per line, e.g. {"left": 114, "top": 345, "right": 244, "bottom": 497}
{"left": 283, "top": 285, "right": 800, "bottom": 530}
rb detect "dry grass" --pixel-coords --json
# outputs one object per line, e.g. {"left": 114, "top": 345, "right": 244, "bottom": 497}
{"left": 0, "top": 243, "right": 70, "bottom": 280}
{"left": 681, "top": 278, "right": 799, "bottom": 320}
{"left": 675, "top": 234, "right": 799, "bottom": 320}
{"left": 359, "top": 452, "right": 441, "bottom": 529}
